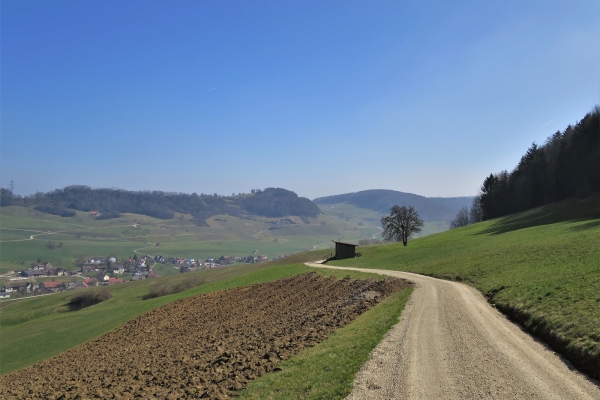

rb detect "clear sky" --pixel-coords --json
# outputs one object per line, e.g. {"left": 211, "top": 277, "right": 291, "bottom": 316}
{"left": 1, "top": 1, "right": 599, "bottom": 199}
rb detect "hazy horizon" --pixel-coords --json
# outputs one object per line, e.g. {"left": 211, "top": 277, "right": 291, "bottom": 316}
{"left": 2, "top": 1, "right": 598, "bottom": 199}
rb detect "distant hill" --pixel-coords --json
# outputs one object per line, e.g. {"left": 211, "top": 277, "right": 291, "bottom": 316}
{"left": 0, "top": 186, "right": 321, "bottom": 225}
{"left": 313, "top": 190, "right": 474, "bottom": 222}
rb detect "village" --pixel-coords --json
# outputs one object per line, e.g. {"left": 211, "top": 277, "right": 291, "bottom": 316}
{"left": 0, "top": 251, "right": 276, "bottom": 299}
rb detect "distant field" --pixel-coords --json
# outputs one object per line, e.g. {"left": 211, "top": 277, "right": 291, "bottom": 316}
{"left": 0, "top": 205, "right": 384, "bottom": 275}
{"left": 331, "top": 194, "right": 600, "bottom": 379}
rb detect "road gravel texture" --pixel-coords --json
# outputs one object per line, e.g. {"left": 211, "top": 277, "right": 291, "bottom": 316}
{"left": 0, "top": 272, "right": 409, "bottom": 399}
{"left": 306, "top": 262, "right": 600, "bottom": 400}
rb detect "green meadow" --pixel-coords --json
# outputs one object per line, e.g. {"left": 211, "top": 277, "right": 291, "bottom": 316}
{"left": 330, "top": 194, "right": 600, "bottom": 379}
{"left": 0, "top": 204, "right": 387, "bottom": 275}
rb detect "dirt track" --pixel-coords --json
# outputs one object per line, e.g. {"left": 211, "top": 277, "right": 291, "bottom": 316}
{"left": 0, "top": 272, "right": 409, "bottom": 399}
{"left": 306, "top": 262, "right": 600, "bottom": 399}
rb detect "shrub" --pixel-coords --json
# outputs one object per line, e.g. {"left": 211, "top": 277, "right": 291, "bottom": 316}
{"left": 34, "top": 205, "right": 76, "bottom": 217}
{"left": 68, "top": 289, "right": 112, "bottom": 310}
{"left": 142, "top": 277, "right": 204, "bottom": 300}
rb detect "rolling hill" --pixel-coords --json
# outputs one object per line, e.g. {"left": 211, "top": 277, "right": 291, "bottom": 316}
{"left": 314, "top": 189, "right": 474, "bottom": 222}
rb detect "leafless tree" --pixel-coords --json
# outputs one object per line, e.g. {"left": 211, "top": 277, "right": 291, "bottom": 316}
{"left": 469, "top": 196, "right": 483, "bottom": 223}
{"left": 381, "top": 205, "right": 424, "bottom": 246}
{"left": 450, "top": 206, "right": 469, "bottom": 228}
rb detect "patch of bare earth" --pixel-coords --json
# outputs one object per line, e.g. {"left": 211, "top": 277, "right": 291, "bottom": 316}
{"left": 0, "top": 272, "right": 409, "bottom": 399}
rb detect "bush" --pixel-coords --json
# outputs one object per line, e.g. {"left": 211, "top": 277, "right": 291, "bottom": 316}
{"left": 142, "top": 278, "right": 204, "bottom": 300}
{"left": 34, "top": 205, "right": 76, "bottom": 217}
{"left": 68, "top": 289, "right": 112, "bottom": 310}
{"left": 95, "top": 211, "right": 121, "bottom": 220}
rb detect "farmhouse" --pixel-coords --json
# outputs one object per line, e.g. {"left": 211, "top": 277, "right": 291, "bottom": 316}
{"left": 8, "top": 282, "right": 34, "bottom": 293}
{"left": 89, "top": 211, "right": 101, "bottom": 216}
{"left": 40, "top": 281, "right": 63, "bottom": 292}
{"left": 113, "top": 266, "right": 125, "bottom": 274}
{"left": 333, "top": 241, "right": 358, "bottom": 260}
{"left": 84, "top": 277, "right": 98, "bottom": 286}
{"left": 21, "top": 269, "right": 44, "bottom": 278}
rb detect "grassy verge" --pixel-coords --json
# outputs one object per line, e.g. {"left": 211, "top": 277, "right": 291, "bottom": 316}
{"left": 331, "top": 194, "right": 600, "bottom": 379}
{"left": 239, "top": 287, "right": 412, "bottom": 399}
{"left": 0, "top": 260, "right": 383, "bottom": 375}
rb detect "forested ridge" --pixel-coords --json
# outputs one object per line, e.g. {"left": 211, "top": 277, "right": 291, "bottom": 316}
{"left": 0, "top": 186, "right": 320, "bottom": 224}
{"left": 479, "top": 106, "right": 599, "bottom": 220}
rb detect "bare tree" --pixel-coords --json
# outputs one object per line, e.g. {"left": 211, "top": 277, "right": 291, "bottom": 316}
{"left": 450, "top": 206, "right": 469, "bottom": 228}
{"left": 469, "top": 196, "right": 483, "bottom": 223}
{"left": 381, "top": 205, "right": 424, "bottom": 246}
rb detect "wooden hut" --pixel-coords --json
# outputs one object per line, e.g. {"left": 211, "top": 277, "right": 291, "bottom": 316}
{"left": 333, "top": 241, "right": 358, "bottom": 260}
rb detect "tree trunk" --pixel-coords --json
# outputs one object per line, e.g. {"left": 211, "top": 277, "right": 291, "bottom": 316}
{"left": 403, "top": 240, "right": 407, "bottom": 246}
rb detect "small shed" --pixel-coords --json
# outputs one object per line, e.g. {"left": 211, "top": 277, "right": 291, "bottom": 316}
{"left": 333, "top": 241, "right": 358, "bottom": 260}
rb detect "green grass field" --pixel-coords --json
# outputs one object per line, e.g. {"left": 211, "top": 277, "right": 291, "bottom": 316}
{"left": 0, "top": 204, "right": 391, "bottom": 275}
{"left": 330, "top": 194, "right": 600, "bottom": 379}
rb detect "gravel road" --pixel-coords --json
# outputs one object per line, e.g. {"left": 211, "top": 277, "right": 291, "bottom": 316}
{"left": 306, "top": 262, "right": 600, "bottom": 399}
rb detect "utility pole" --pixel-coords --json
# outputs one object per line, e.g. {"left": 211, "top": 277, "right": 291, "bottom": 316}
{"left": 9, "top": 179, "right": 15, "bottom": 192}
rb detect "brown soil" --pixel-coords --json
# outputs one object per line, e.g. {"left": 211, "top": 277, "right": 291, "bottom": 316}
{"left": 0, "top": 272, "right": 410, "bottom": 399}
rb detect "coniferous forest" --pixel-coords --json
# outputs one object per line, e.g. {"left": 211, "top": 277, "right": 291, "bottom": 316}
{"left": 479, "top": 106, "right": 599, "bottom": 220}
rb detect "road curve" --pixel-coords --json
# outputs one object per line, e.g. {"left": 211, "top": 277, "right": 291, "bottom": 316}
{"left": 305, "top": 262, "right": 600, "bottom": 399}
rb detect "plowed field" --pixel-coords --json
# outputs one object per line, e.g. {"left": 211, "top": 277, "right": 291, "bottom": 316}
{"left": 0, "top": 272, "right": 410, "bottom": 399}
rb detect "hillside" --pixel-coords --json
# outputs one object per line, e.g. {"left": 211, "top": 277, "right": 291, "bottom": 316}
{"left": 314, "top": 189, "right": 474, "bottom": 222}
{"left": 0, "top": 202, "right": 381, "bottom": 275}
{"left": 330, "top": 193, "right": 600, "bottom": 380}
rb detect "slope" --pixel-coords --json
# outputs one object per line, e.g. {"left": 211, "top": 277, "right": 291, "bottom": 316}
{"left": 330, "top": 193, "right": 600, "bottom": 380}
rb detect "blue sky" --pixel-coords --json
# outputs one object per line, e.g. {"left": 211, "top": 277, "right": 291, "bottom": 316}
{"left": 2, "top": 1, "right": 599, "bottom": 199}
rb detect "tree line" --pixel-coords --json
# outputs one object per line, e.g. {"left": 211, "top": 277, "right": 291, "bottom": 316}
{"left": 475, "top": 106, "right": 599, "bottom": 221}
{"left": 0, "top": 186, "right": 321, "bottom": 224}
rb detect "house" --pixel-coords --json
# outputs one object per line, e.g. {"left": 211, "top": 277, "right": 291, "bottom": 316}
{"left": 131, "top": 275, "right": 145, "bottom": 281}
{"left": 108, "top": 277, "right": 122, "bottom": 285}
{"left": 9, "top": 282, "right": 33, "bottom": 293}
{"left": 21, "top": 269, "right": 44, "bottom": 278}
{"left": 0, "top": 292, "right": 10, "bottom": 299}
{"left": 37, "top": 262, "right": 52, "bottom": 270}
{"left": 95, "top": 274, "right": 110, "bottom": 282}
{"left": 81, "top": 264, "right": 96, "bottom": 273}
{"left": 40, "top": 281, "right": 63, "bottom": 292}
{"left": 147, "top": 271, "right": 161, "bottom": 279}
{"left": 55, "top": 268, "right": 67, "bottom": 276}
{"left": 333, "top": 241, "right": 358, "bottom": 260}
{"left": 113, "top": 266, "right": 125, "bottom": 274}
{"left": 90, "top": 211, "right": 101, "bottom": 216}
{"left": 83, "top": 277, "right": 98, "bottom": 286}
{"left": 108, "top": 257, "right": 117, "bottom": 263}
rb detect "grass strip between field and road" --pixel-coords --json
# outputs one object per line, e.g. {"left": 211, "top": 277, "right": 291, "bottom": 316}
{"left": 239, "top": 287, "right": 412, "bottom": 399}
